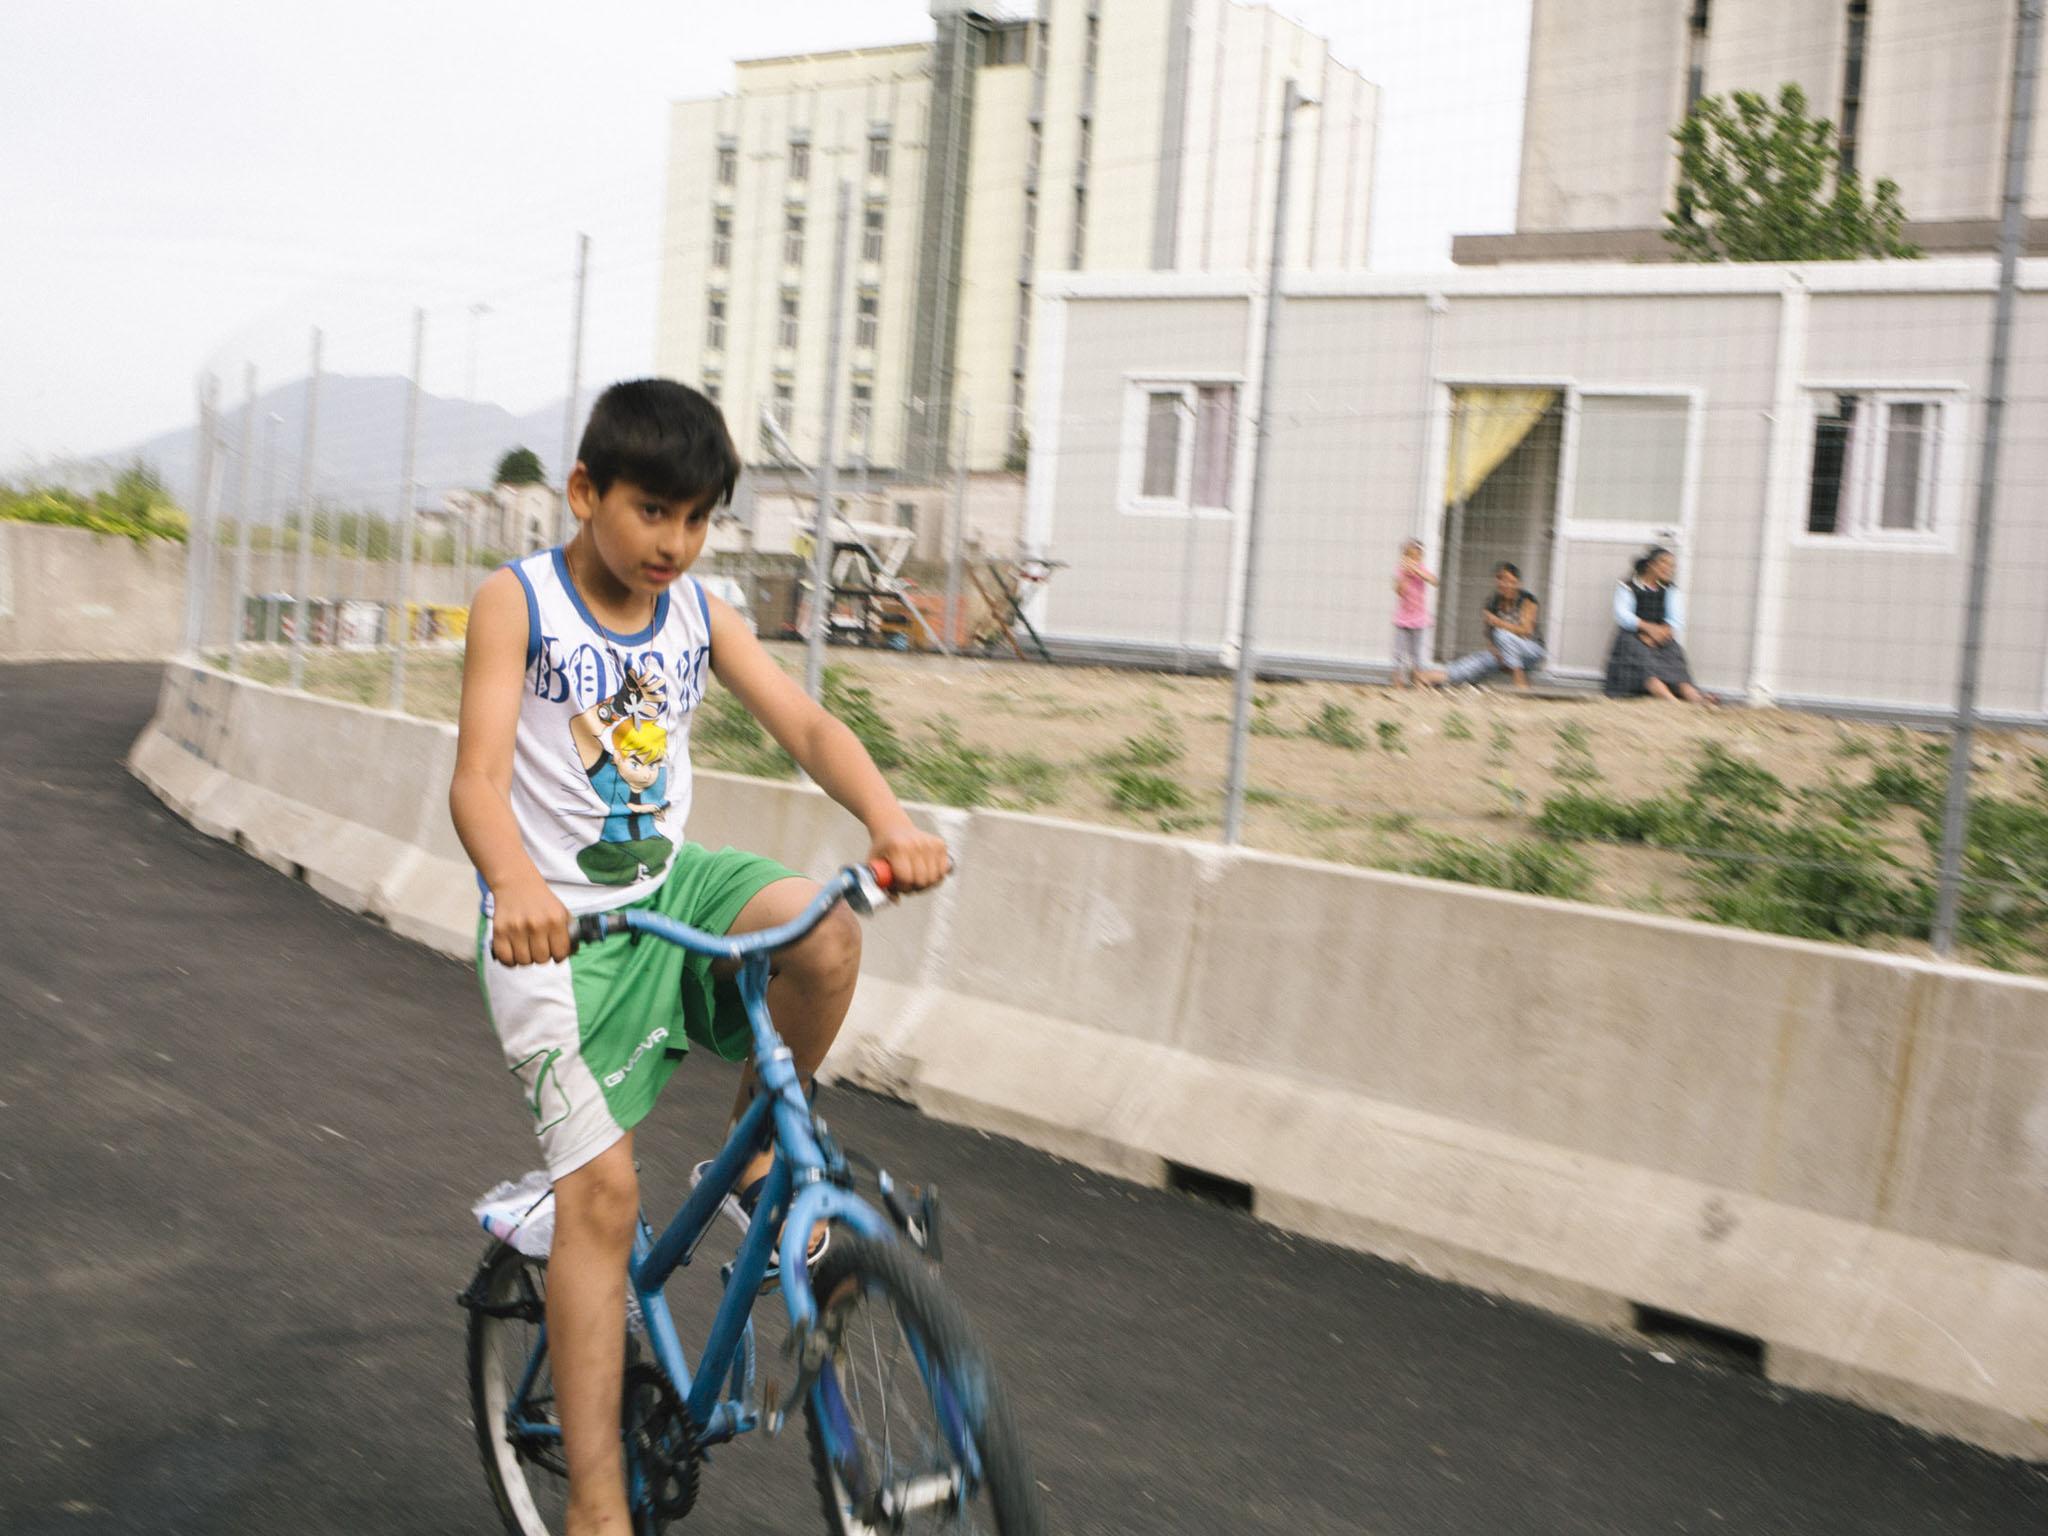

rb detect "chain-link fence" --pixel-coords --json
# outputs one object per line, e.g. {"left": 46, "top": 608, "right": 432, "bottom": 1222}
{"left": 157, "top": 1, "right": 2048, "bottom": 977}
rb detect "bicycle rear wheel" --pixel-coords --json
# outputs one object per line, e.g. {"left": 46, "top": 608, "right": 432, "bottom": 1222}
{"left": 466, "top": 1245, "right": 571, "bottom": 1536}
{"left": 803, "top": 1234, "right": 1045, "bottom": 1535}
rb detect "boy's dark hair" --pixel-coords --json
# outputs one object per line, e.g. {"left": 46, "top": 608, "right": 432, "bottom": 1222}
{"left": 1495, "top": 562, "right": 1520, "bottom": 579}
{"left": 576, "top": 379, "right": 739, "bottom": 508}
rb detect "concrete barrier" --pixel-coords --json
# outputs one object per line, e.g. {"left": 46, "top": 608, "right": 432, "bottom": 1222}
{"left": 0, "top": 522, "right": 186, "bottom": 659}
{"left": 128, "top": 659, "right": 2048, "bottom": 1459}
{"left": 0, "top": 521, "right": 486, "bottom": 661}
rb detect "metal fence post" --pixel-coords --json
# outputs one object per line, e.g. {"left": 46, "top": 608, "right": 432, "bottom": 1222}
{"left": 560, "top": 233, "right": 590, "bottom": 545}
{"left": 289, "top": 329, "right": 324, "bottom": 690}
{"left": 945, "top": 399, "right": 972, "bottom": 654}
{"left": 805, "top": 181, "right": 855, "bottom": 702}
{"left": 225, "top": 364, "right": 259, "bottom": 675}
{"left": 182, "top": 373, "right": 221, "bottom": 656}
{"left": 1932, "top": 0, "right": 2042, "bottom": 954}
{"left": 1222, "top": 79, "right": 1304, "bottom": 845}
{"left": 390, "top": 307, "right": 427, "bottom": 713}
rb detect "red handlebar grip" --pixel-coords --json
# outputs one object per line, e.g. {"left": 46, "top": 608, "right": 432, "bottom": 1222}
{"left": 868, "top": 859, "right": 895, "bottom": 890}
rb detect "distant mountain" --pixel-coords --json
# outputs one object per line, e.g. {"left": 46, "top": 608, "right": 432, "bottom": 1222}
{"left": 110, "top": 377, "right": 598, "bottom": 520}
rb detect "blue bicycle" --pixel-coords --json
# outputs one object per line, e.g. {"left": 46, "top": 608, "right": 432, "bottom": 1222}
{"left": 460, "top": 863, "right": 1045, "bottom": 1535}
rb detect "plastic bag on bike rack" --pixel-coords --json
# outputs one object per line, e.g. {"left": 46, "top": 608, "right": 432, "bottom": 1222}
{"left": 473, "top": 1169, "right": 555, "bottom": 1258}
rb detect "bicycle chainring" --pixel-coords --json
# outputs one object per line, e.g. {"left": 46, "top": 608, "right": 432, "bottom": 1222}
{"left": 622, "top": 1362, "right": 700, "bottom": 1527}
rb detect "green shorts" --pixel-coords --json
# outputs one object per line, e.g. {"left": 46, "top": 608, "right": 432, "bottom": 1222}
{"left": 477, "top": 844, "right": 800, "bottom": 1178}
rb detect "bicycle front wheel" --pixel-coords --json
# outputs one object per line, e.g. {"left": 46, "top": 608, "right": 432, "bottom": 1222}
{"left": 803, "top": 1234, "right": 1045, "bottom": 1536}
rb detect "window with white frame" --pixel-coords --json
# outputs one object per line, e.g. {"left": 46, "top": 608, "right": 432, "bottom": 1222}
{"left": 711, "top": 211, "right": 732, "bottom": 268}
{"left": 1124, "top": 380, "right": 1239, "bottom": 513}
{"left": 788, "top": 140, "right": 810, "bottom": 181}
{"left": 1570, "top": 393, "right": 1690, "bottom": 528}
{"left": 772, "top": 379, "right": 794, "bottom": 429}
{"left": 1806, "top": 390, "right": 1948, "bottom": 539}
{"left": 862, "top": 204, "right": 885, "bottom": 263}
{"left": 716, "top": 143, "right": 736, "bottom": 185}
{"left": 849, "top": 379, "right": 873, "bottom": 443}
{"left": 778, "top": 292, "right": 799, "bottom": 350}
{"left": 855, "top": 291, "right": 879, "bottom": 349}
{"left": 704, "top": 294, "right": 726, "bottom": 352}
{"left": 783, "top": 212, "right": 805, "bottom": 267}
{"left": 867, "top": 131, "right": 891, "bottom": 179}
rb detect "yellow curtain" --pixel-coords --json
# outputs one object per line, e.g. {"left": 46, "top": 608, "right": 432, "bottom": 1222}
{"left": 1444, "top": 387, "right": 1559, "bottom": 505}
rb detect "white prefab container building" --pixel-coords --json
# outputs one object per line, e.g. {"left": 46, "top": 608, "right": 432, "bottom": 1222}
{"left": 1024, "top": 259, "right": 2048, "bottom": 721}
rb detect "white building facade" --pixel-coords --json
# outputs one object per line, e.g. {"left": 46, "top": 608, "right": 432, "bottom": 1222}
{"left": 1458, "top": 0, "right": 2048, "bottom": 265}
{"left": 656, "top": 0, "right": 1379, "bottom": 526}
{"left": 1027, "top": 259, "right": 2048, "bottom": 722}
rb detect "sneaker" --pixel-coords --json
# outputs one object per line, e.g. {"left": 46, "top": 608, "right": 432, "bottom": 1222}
{"left": 689, "top": 1160, "right": 830, "bottom": 1288}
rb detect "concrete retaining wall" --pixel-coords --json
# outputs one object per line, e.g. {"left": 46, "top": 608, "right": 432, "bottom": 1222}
{"left": 0, "top": 521, "right": 485, "bottom": 660}
{"left": 0, "top": 522, "right": 186, "bottom": 659}
{"left": 128, "top": 659, "right": 2048, "bottom": 1459}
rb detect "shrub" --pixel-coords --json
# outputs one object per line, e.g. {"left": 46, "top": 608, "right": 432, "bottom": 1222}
{"left": 1305, "top": 703, "right": 1366, "bottom": 750}
{"left": 822, "top": 666, "right": 905, "bottom": 769}
{"left": 1443, "top": 711, "right": 1474, "bottom": 742}
{"left": 1110, "top": 769, "right": 1190, "bottom": 814}
{"left": 1101, "top": 723, "right": 1183, "bottom": 769}
{"left": 903, "top": 719, "right": 994, "bottom": 808}
{"left": 1404, "top": 834, "right": 1592, "bottom": 900}
{"left": 1687, "top": 742, "right": 1784, "bottom": 811}
{"left": 1376, "top": 719, "right": 1406, "bottom": 754}
{"left": 0, "top": 465, "right": 188, "bottom": 544}
{"left": 1689, "top": 821, "right": 1919, "bottom": 945}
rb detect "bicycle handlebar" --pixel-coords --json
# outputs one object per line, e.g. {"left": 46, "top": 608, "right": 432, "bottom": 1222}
{"left": 570, "top": 861, "right": 892, "bottom": 961}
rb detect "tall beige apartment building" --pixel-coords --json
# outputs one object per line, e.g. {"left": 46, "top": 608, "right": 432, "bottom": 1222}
{"left": 656, "top": 0, "right": 1379, "bottom": 492}
{"left": 1458, "top": 0, "right": 2048, "bottom": 264}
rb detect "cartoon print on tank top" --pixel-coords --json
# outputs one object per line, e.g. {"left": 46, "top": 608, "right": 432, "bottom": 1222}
{"left": 567, "top": 660, "right": 675, "bottom": 885}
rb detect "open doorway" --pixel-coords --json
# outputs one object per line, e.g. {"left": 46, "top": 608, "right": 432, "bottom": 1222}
{"left": 1437, "top": 387, "right": 1563, "bottom": 662}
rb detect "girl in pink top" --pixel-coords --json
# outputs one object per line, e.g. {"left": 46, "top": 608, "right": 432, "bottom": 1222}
{"left": 1391, "top": 539, "right": 1437, "bottom": 687}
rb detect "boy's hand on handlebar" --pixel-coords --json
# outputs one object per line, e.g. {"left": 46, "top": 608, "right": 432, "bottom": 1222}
{"left": 492, "top": 876, "right": 573, "bottom": 965}
{"left": 867, "top": 821, "right": 951, "bottom": 895}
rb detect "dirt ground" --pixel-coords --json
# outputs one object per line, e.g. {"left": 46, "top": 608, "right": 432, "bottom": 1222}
{"left": 232, "top": 641, "right": 2048, "bottom": 968}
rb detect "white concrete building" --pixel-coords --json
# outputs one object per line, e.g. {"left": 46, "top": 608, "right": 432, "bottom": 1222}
{"left": 1457, "top": 0, "right": 2048, "bottom": 265}
{"left": 656, "top": 0, "right": 1379, "bottom": 545}
{"left": 1026, "top": 259, "right": 2048, "bottom": 722}
{"left": 443, "top": 483, "right": 561, "bottom": 558}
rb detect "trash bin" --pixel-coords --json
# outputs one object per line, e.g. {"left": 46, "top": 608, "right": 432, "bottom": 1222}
{"left": 337, "top": 599, "right": 385, "bottom": 649}
{"left": 243, "top": 592, "right": 292, "bottom": 642}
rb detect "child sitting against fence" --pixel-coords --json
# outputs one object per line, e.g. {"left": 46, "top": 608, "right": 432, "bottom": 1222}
{"left": 1419, "top": 563, "right": 1545, "bottom": 691}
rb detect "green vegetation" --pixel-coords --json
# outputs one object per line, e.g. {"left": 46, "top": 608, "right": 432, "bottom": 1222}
{"left": 1305, "top": 703, "right": 1366, "bottom": 750}
{"left": 1110, "top": 769, "right": 1190, "bottom": 815}
{"left": 1098, "top": 723, "right": 1184, "bottom": 770}
{"left": 1442, "top": 710, "right": 1474, "bottom": 742}
{"left": 1551, "top": 722, "right": 1601, "bottom": 784}
{"left": 1375, "top": 719, "right": 1406, "bottom": 755}
{"left": 1404, "top": 834, "right": 1592, "bottom": 900}
{"left": 822, "top": 666, "right": 906, "bottom": 769}
{"left": 1, "top": 465, "right": 187, "bottom": 543}
{"left": 1529, "top": 737, "right": 2048, "bottom": 968}
{"left": 1666, "top": 83, "right": 1917, "bottom": 262}
{"left": 495, "top": 447, "right": 546, "bottom": 486}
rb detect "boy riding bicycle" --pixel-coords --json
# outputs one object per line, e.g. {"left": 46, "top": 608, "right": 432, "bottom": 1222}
{"left": 449, "top": 378, "right": 949, "bottom": 1536}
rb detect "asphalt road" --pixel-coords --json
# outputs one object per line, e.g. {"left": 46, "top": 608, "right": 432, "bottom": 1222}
{"left": 3, "top": 661, "right": 2044, "bottom": 1535}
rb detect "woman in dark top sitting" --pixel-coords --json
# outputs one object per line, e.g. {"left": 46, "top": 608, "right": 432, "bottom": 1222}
{"left": 1604, "top": 546, "right": 1710, "bottom": 704}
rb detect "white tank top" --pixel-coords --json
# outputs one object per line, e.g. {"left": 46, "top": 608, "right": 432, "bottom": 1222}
{"left": 491, "top": 547, "right": 713, "bottom": 915}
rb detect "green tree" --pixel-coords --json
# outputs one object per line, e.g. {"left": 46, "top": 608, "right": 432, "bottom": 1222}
{"left": 494, "top": 446, "right": 545, "bottom": 486}
{"left": 1665, "top": 83, "right": 1917, "bottom": 262}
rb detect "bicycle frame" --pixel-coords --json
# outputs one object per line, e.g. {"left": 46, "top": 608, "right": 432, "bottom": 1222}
{"left": 501, "top": 871, "right": 899, "bottom": 1454}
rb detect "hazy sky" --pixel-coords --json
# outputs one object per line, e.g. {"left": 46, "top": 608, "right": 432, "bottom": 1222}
{"left": 0, "top": 0, "right": 1529, "bottom": 471}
